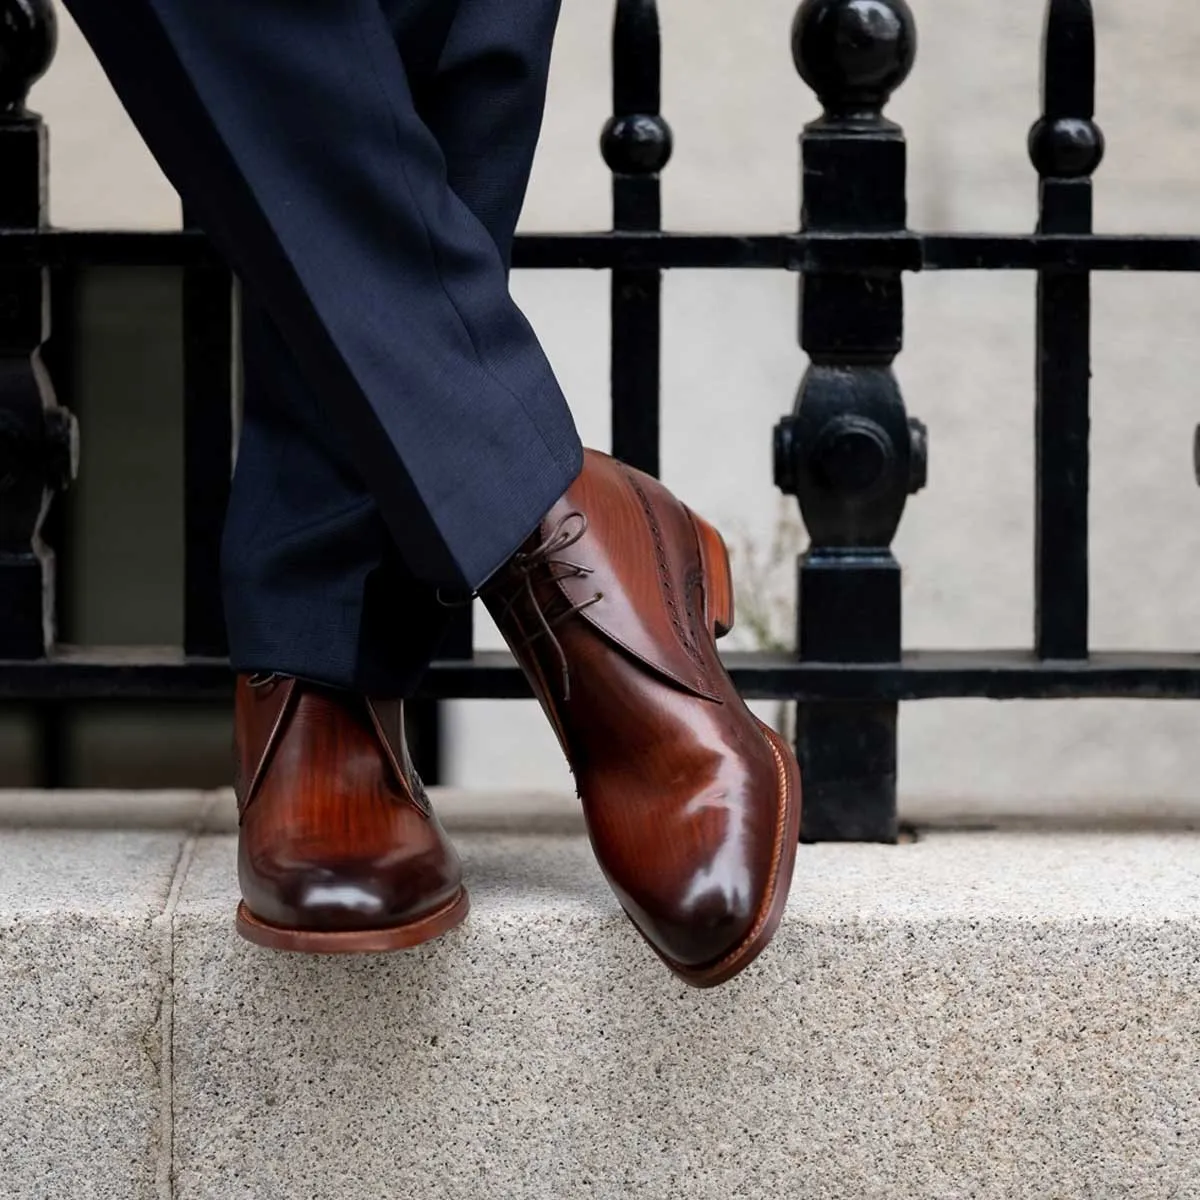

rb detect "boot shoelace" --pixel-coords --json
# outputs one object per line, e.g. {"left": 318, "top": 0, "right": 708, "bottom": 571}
{"left": 492, "top": 512, "right": 603, "bottom": 702}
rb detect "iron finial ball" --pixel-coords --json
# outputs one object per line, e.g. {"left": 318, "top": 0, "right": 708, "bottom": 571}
{"left": 1028, "top": 116, "right": 1105, "bottom": 179}
{"left": 792, "top": 0, "right": 916, "bottom": 117}
{"left": 0, "top": 0, "right": 57, "bottom": 114}
{"left": 601, "top": 112, "right": 673, "bottom": 176}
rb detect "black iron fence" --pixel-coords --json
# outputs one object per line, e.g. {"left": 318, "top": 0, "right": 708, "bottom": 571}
{"left": 0, "top": 0, "right": 1190, "bottom": 839}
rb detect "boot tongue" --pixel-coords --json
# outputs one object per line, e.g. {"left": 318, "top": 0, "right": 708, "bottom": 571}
{"left": 548, "top": 456, "right": 723, "bottom": 703}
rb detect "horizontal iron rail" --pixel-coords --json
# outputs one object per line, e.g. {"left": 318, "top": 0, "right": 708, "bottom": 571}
{"left": 5, "top": 650, "right": 1200, "bottom": 702}
{"left": 8, "top": 230, "right": 1200, "bottom": 272}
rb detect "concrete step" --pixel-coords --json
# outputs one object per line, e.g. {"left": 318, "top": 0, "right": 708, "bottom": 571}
{"left": 2, "top": 791, "right": 1199, "bottom": 1200}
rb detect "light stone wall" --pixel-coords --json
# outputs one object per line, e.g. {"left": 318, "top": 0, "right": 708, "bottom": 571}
{"left": 28, "top": 0, "right": 1200, "bottom": 812}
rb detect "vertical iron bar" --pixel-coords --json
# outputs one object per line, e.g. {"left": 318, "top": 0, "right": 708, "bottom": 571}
{"left": 775, "top": 0, "right": 924, "bottom": 843}
{"left": 42, "top": 265, "right": 80, "bottom": 647}
{"left": 405, "top": 700, "right": 443, "bottom": 789}
{"left": 0, "top": 5, "right": 74, "bottom": 787}
{"left": 36, "top": 706, "right": 66, "bottom": 788}
{"left": 417, "top": 607, "right": 464, "bottom": 780}
{"left": 1030, "top": 0, "right": 1103, "bottom": 660}
{"left": 36, "top": 267, "right": 80, "bottom": 788}
{"left": 418, "top": 603, "right": 467, "bottom": 783}
{"left": 602, "top": 0, "right": 672, "bottom": 477}
{"left": 0, "top": 4, "right": 73, "bottom": 664}
{"left": 182, "top": 210, "right": 233, "bottom": 658}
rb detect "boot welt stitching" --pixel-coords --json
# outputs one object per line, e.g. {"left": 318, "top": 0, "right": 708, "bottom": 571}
{"left": 679, "top": 723, "right": 794, "bottom": 978}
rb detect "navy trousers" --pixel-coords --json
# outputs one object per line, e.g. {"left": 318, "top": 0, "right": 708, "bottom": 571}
{"left": 65, "top": 0, "right": 583, "bottom": 694}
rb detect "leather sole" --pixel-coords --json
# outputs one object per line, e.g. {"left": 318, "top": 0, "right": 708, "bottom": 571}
{"left": 650, "top": 722, "right": 802, "bottom": 989}
{"left": 234, "top": 888, "right": 470, "bottom": 954}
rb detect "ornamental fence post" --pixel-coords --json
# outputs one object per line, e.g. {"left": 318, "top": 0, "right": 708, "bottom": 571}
{"left": 0, "top": 0, "right": 76, "bottom": 660}
{"left": 775, "top": 0, "right": 926, "bottom": 842}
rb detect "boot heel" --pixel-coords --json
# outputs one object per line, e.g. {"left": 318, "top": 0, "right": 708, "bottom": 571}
{"left": 689, "top": 510, "right": 735, "bottom": 639}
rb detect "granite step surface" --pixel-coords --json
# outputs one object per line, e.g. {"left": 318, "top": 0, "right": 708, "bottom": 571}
{"left": 2, "top": 790, "right": 1198, "bottom": 1200}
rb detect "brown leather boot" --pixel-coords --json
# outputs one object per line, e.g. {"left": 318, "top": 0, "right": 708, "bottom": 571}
{"left": 483, "top": 449, "right": 802, "bottom": 987}
{"left": 233, "top": 675, "right": 468, "bottom": 952}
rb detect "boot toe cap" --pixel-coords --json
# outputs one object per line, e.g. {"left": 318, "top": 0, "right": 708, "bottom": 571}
{"left": 240, "top": 854, "right": 460, "bottom": 933}
{"left": 623, "top": 882, "right": 758, "bottom": 971}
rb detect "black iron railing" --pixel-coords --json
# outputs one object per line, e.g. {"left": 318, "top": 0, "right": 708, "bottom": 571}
{"left": 0, "top": 0, "right": 1193, "bottom": 839}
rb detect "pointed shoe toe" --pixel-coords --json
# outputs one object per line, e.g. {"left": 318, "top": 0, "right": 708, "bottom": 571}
{"left": 599, "top": 721, "right": 801, "bottom": 987}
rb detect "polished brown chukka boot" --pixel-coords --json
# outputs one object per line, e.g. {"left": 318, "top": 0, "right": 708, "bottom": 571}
{"left": 484, "top": 449, "right": 802, "bottom": 987}
{"left": 233, "top": 675, "right": 467, "bottom": 953}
